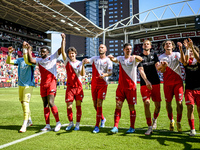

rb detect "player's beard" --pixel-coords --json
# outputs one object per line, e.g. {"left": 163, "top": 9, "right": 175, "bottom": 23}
{"left": 99, "top": 52, "right": 105, "bottom": 55}
{"left": 143, "top": 48, "right": 150, "bottom": 51}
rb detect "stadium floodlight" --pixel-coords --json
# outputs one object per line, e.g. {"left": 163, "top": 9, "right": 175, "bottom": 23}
{"left": 74, "top": 27, "right": 80, "bottom": 31}
{"left": 34, "top": 0, "right": 41, "bottom": 3}
{"left": 99, "top": 0, "right": 108, "bottom": 44}
{"left": 61, "top": 19, "right": 65, "bottom": 23}
{"left": 68, "top": 23, "right": 73, "bottom": 27}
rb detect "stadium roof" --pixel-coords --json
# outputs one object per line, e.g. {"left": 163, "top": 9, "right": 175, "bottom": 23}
{"left": 99, "top": 0, "right": 200, "bottom": 40}
{"left": 0, "top": 0, "right": 103, "bottom": 38}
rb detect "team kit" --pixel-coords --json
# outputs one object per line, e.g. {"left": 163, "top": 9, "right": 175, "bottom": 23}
{"left": 6, "top": 33, "right": 200, "bottom": 136}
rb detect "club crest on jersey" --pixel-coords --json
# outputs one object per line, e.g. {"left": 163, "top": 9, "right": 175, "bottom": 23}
{"left": 48, "top": 57, "right": 51, "bottom": 60}
{"left": 104, "top": 62, "right": 107, "bottom": 64}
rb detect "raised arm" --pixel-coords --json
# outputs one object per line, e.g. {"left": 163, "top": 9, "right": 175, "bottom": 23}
{"left": 183, "top": 39, "right": 189, "bottom": 64}
{"left": 23, "top": 41, "right": 33, "bottom": 65}
{"left": 27, "top": 45, "right": 36, "bottom": 64}
{"left": 61, "top": 33, "right": 67, "bottom": 61}
{"left": 80, "top": 59, "right": 86, "bottom": 76}
{"left": 6, "top": 46, "right": 15, "bottom": 65}
{"left": 138, "top": 67, "right": 152, "bottom": 90}
{"left": 188, "top": 38, "right": 200, "bottom": 63}
{"left": 177, "top": 42, "right": 187, "bottom": 66}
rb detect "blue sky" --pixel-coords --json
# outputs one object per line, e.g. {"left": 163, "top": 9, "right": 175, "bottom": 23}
{"left": 52, "top": 0, "right": 199, "bottom": 54}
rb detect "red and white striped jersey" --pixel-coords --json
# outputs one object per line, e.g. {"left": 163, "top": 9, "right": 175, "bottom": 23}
{"left": 64, "top": 58, "right": 82, "bottom": 88}
{"left": 36, "top": 51, "right": 59, "bottom": 85}
{"left": 116, "top": 56, "right": 139, "bottom": 89}
{"left": 88, "top": 56, "right": 113, "bottom": 86}
{"left": 158, "top": 52, "right": 182, "bottom": 85}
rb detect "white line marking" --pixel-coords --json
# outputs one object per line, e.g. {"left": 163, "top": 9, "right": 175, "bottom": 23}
{"left": 0, "top": 131, "right": 47, "bottom": 149}
{"left": 1, "top": 124, "right": 199, "bottom": 149}
{"left": 0, "top": 124, "right": 68, "bottom": 149}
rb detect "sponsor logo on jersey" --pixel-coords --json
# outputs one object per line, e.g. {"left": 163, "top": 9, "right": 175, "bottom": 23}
{"left": 142, "top": 96, "right": 147, "bottom": 99}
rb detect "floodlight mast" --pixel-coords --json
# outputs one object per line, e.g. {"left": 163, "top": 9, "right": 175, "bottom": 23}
{"left": 99, "top": 0, "right": 108, "bottom": 45}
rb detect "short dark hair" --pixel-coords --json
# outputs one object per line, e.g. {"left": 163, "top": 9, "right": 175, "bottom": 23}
{"left": 123, "top": 43, "right": 132, "bottom": 49}
{"left": 40, "top": 46, "right": 50, "bottom": 52}
{"left": 67, "top": 47, "right": 77, "bottom": 54}
{"left": 162, "top": 40, "right": 175, "bottom": 50}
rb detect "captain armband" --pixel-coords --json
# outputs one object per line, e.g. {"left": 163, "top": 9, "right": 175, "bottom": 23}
{"left": 185, "top": 49, "right": 190, "bottom": 56}
{"left": 23, "top": 48, "right": 27, "bottom": 54}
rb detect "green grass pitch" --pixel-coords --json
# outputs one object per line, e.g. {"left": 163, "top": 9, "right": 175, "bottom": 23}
{"left": 0, "top": 84, "right": 200, "bottom": 150}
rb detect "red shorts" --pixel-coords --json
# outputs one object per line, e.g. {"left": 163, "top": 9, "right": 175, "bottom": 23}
{"left": 164, "top": 83, "right": 184, "bottom": 102}
{"left": 116, "top": 86, "right": 137, "bottom": 105}
{"left": 185, "top": 89, "right": 200, "bottom": 106}
{"left": 140, "top": 84, "right": 162, "bottom": 102}
{"left": 91, "top": 85, "right": 108, "bottom": 100}
{"left": 40, "top": 80, "right": 57, "bottom": 97}
{"left": 65, "top": 86, "right": 84, "bottom": 103}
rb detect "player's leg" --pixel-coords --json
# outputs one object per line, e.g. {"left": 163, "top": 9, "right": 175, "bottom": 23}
{"left": 48, "top": 94, "right": 61, "bottom": 132}
{"left": 143, "top": 100, "right": 152, "bottom": 135}
{"left": 152, "top": 101, "right": 161, "bottom": 129}
{"left": 195, "top": 90, "right": 200, "bottom": 132}
{"left": 126, "top": 88, "right": 137, "bottom": 134}
{"left": 141, "top": 85, "right": 152, "bottom": 135}
{"left": 174, "top": 83, "right": 183, "bottom": 132}
{"left": 65, "top": 87, "right": 75, "bottom": 131}
{"left": 110, "top": 86, "right": 124, "bottom": 134}
{"left": 187, "top": 105, "right": 196, "bottom": 136}
{"left": 110, "top": 100, "right": 123, "bottom": 134}
{"left": 41, "top": 96, "right": 51, "bottom": 131}
{"left": 127, "top": 104, "right": 136, "bottom": 134}
{"left": 74, "top": 87, "right": 84, "bottom": 131}
{"left": 19, "top": 86, "right": 27, "bottom": 132}
{"left": 151, "top": 84, "right": 161, "bottom": 129}
{"left": 164, "top": 84, "right": 174, "bottom": 131}
{"left": 66, "top": 102, "right": 74, "bottom": 131}
{"left": 74, "top": 100, "right": 82, "bottom": 131}
{"left": 22, "top": 86, "right": 34, "bottom": 128}
{"left": 93, "top": 98, "right": 103, "bottom": 133}
{"left": 197, "top": 106, "right": 200, "bottom": 131}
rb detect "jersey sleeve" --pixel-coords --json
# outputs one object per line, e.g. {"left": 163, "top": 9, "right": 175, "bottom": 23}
{"left": 13, "top": 59, "right": 19, "bottom": 65}
{"left": 88, "top": 56, "right": 95, "bottom": 64}
{"left": 116, "top": 56, "right": 121, "bottom": 64}
{"left": 154, "top": 53, "right": 159, "bottom": 63}
{"left": 51, "top": 51, "right": 59, "bottom": 59}
{"left": 64, "top": 57, "right": 69, "bottom": 65}
{"left": 107, "top": 59, "right": 113, "bottom": 70}
{"left": 35, "top": 58, "right": 41, "bottom": 65}
{"left": 78, "top": 61, "right": 83, "bottom": 72}
{"left": 137, "top": 61, "right": 143, "bottom": 68}
{"left": 175, "top": 52, "right": 181, "bottom": 60}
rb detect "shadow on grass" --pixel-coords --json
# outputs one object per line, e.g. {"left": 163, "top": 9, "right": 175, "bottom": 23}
{"left": 0, "top": 125, "right": 51, "bottom": 133}
{"left": 137, "top": 129, "right": 200, "bottom": 150}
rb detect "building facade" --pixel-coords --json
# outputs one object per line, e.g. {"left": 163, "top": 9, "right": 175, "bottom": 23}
{"left": 66, "top": 0, "right": 139, "bottom": 57}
